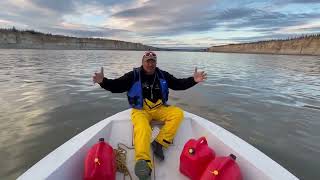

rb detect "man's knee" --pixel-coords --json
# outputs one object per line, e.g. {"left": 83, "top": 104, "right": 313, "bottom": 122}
{"left": 169, "top": 106, "right": 184, "bottom": 123}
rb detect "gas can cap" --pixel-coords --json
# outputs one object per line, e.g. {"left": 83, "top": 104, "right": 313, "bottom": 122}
{"left": 230, "top": 154, "right": 237, "bottom": 160}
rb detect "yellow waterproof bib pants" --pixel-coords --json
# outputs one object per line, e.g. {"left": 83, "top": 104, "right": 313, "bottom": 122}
{"left": 131, "top": 99, "right": 184, "bottom": 168}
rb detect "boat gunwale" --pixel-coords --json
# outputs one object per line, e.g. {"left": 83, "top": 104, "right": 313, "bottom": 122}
{"left": 18, "top": 109, "right": 299, "bottom": 180}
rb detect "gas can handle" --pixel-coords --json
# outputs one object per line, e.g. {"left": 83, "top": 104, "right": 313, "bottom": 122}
{"left": 195, "top": 137, "right": 207, "bottom": 148}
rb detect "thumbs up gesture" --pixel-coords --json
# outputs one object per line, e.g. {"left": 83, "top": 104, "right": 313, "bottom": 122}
{"left": 93, "top": 67, "right": 104, "bottom": 84}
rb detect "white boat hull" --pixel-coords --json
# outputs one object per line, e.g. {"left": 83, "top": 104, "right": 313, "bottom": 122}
{"left": 18, "top": 109, "right": 298, "bottom": 180}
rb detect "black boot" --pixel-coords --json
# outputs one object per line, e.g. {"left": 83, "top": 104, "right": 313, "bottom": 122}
{"left": 151, "top": 140, "right": 165, "bottom": 161}
{"left": 134, "top": 160, "right": 152, "bottom": 180}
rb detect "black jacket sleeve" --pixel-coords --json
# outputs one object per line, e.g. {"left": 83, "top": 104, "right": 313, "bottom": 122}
{"left": 99, "top": 71, "right": 134, "bottom": 93}
{"left": 161, "top": 70, "right": 198, "bottom": 90}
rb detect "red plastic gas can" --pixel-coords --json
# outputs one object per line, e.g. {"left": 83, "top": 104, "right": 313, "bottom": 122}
{"left": 180, "top": 137, "right": 216, "bottom": 180}
{"left": 200, "top": 154, "right": 242, "bottom": 180}
{"left": 84, "top": 138, "right": 116, "bottom": 180}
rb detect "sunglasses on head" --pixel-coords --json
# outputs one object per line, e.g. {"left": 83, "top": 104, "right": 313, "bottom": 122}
{"left": 144, "top": 52, "right": 156, "bottom": 57}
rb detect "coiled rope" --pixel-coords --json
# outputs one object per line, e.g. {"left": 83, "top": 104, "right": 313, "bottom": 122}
{"left": 114, "top": 143, "right": 134, "bottom": 180}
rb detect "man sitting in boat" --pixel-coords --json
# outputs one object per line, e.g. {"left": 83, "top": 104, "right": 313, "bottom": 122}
{"left": 92, "top": 51, "right": 207, "bottom": 179}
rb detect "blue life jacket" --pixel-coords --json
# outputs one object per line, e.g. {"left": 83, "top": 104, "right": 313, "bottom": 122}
{"left": 127, "top": 67, "right": 169, "bottom": 109}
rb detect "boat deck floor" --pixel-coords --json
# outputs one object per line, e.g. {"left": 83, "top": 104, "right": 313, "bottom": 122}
{"left": 109, "top": 117, "right": 196, "bottom": 180}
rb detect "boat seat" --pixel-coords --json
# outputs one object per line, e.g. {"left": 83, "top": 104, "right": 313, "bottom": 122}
{"left": 150, "top": 119, "right": 165, "bottom": 126}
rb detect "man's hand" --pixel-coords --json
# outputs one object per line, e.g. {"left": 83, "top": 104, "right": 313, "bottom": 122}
{"left": 193, "top": 67, "right": 207, "bottom": 83}
{"left": 93, "top": 67, "right": 104, "bottom": 84}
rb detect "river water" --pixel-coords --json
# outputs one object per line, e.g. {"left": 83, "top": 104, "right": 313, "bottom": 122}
{"left": 0, "top": 49, "right": 319, "bottom": 179}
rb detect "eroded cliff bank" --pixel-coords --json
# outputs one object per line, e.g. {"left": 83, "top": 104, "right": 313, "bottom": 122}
{"left": 207, "top": 36, "right": 320, "bottom": 56}
{"left": 0, "top": 29, "right": 159, "bottom": 50}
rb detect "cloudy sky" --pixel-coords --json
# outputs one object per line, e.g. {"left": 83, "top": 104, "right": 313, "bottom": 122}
{"left": 0, "top": 0, "right": 319, "bottom": 48}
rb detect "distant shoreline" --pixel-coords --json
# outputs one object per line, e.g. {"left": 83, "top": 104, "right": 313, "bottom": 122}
{"left": 1, "top": 28, "right": 319, "bottom": 55}
{"left": 0, "top": 28, "right": 162, "bottom": 51}
{"left": 0, "top": 47, "right": 206, "bottom": 52}
{"left": 207, "top": 50, "right": 320, "bottom": 57}
{"left": 207, "top": 35, "right": 320, "bottom": 56}
{"left": 0, "top": 28, "right": 207, "bottom": 52}
{"left": 0, "top": 48, "right": 316, "bottom": 57}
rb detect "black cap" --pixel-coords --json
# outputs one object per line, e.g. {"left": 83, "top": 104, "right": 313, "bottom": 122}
{"left": 99, "top": 138, "right": 104, "bottom": 142}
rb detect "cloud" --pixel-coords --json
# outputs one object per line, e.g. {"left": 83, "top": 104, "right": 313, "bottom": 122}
{"left": 288, "top": 0, "right": 320, "bottom": 3}
{"left": 0, "top": 0, "right": 66, "bottom": 29}
{"left": 214, "top": 8, "right": 257, "bottom": 20}
{"left": 218, "top": 8, "right": 320, "bottom": 34}
{"left": 0, "top": 19, "right": 12, "bottom": 25}
{"left": 47, "top": 24, "right": 132, "bottom": 38}
{"left": 110, "top": 1, "right": 320, "bottom": 40}
{"left": 278, "top": 21, "right": 320, "bottom": 33}
{"left": 0, "top": 0, "right": 135, "bottom": 35}
{"left": 30, "top": 0, "right": 135, "bottom": 14}
{"left": 32, "top": 0, "right": 75, "bottom": 13}
{"left": 0, "top": 0, "right": 319, "bottom": 47}
{"left": 110, "top": 0, "right": 216, "bottom": 35}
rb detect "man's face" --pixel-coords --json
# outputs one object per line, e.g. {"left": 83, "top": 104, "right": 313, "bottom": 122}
{"left": 142, "top": 59, "right": 157, "bottom": 75}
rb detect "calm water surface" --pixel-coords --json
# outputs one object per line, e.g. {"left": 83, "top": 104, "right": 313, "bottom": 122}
{"left": 0, "top": 50, "right": 319, "bottom": 179}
